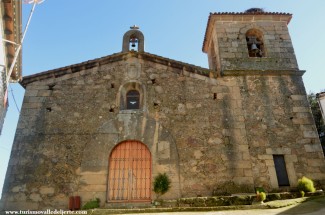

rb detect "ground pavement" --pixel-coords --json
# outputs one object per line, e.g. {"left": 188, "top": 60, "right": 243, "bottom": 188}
{"left": 123, "top": 196, "right": 325, "bottom": 215}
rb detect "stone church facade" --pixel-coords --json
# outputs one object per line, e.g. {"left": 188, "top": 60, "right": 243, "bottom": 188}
{"left": 1, "top": 10, "right": 325, "bottom": 210}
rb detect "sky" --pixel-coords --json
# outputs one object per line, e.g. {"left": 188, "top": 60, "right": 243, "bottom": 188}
{"left": 0, "top": 0, "right": 325, "bottom": 197}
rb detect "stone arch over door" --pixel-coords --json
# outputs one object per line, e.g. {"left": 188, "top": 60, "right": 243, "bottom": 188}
{"left": 107, "top": 140, "right": 152, "bottom": 202}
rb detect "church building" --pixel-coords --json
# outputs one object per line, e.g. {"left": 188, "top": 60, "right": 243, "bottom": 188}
{"left": 1, "top": 9, "right": 325, "bottom": 210}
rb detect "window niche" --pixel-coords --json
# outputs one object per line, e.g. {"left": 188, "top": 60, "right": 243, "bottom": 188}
{"left": 119, "top": 82, "right": 144, "bottom": 111}
{"left": 246, "top": 29, "right": 265, "bottom": 58}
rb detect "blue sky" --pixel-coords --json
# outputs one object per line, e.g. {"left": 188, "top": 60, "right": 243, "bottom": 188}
{"left": 1, "top": 0, "right": 325, "bottom": 196}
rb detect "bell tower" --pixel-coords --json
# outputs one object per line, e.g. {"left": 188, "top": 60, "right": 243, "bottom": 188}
{"left": 122, "top": 25, "right": 145, "bottom": 52}
{"left": 201, "top": 8, "right": 325, "bottom": 191}
{"left": 203, "top": 8, "right": 299, "bottom": 73}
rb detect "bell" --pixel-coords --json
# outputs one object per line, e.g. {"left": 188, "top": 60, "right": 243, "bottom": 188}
{"left": 130, "top": 37, "right": 137, "bottom": 48}
{"left": 251, "top": 43, "right": 259, "bottom": 52}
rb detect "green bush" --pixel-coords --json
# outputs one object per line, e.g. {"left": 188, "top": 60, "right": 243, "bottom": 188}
{"left": 153, "top": 173, "right": 171, "bottom": 199}
{"left": 81, "top": 198, "right": 100, "bottom": 210}
{"left": 297, "top": 176, "right": 316, "bottom": 193}
{"left": 255, "top": 187, "right": 265, "bottom": 193}
{"left": 256, "top": 192, "right": 266, "bottom": 202}
{"left": 300, "top": 190, "right": 305, "bottom": 197}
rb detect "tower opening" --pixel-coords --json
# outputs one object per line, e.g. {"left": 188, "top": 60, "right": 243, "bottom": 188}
{"left": 246, "top": 29, "right": 265, "bottom": 58}
{"left": 129, "top": 35, "right": 139, "bottom": 51}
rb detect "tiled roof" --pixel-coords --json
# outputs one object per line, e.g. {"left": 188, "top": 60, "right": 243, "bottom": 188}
{"left": 209, "top": 12, "right": 291, "bottom": 15}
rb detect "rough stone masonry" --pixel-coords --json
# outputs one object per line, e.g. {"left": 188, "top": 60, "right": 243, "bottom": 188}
{"left": 1, "top": 10, "right": 324, "bottom": 210}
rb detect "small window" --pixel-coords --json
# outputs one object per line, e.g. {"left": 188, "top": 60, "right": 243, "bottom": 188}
{"left": 246, "top": 29, "right": 265, "bottom": 57}
{"left": 126, "top": 90, "right": 140, "bottom": 109}
{"left": 273, "top": 155, "right": 290, "bottom": 186}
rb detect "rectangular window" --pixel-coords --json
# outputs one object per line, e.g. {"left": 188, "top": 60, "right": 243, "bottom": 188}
{"left": 273, "top": 155, "right": 290, "bottom": 186}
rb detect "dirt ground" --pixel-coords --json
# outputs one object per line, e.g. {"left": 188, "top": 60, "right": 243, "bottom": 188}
{"left": 125, "top": 197, "right": 325, "bottom": 215}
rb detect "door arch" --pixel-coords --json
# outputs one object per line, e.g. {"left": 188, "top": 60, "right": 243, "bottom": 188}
{"left": 108, "top": 140, "right": 151, "bottom": 202}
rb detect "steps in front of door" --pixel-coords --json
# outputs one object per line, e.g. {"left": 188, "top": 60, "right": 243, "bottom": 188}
{"left": 105, "top": 202, "right": 153, "bottom": 209}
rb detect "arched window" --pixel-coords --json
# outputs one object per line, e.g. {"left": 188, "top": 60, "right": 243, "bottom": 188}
{"left": 126, "top": 90, "right": 140, "bottom": 109}
{"left": 246, "top": 29, "right": 265, "bottom": 57}
{"left": 119, "top": 82, "right": 145, "bottom": 111}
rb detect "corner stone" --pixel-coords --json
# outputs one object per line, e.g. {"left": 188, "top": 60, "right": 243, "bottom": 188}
{"left": 304, "top": 144, "right": 322, "bottom": 153}
{"left": 303, "top": 131, "right": 319, "bottom": 138}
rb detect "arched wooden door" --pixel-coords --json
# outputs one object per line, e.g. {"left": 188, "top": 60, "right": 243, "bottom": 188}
{"left": 108, "top": 141, "right": 151, "bottom": 202}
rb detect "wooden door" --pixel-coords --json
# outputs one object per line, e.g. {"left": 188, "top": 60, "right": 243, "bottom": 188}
{"left": 108, "top": 141, "right": 151, "bottom": 202}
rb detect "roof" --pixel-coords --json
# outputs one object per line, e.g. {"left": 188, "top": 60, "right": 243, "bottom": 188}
{"left": 1, "top": 0, "right": 22, "bottom": 81}
{"left": 208, "top": 11, "right": 292, "bottom": 16}
{"left": 20, "top": 51, "right": 214, "bottom": 88}
{"left": 317, "top": 92, "right": 325, "bottom": 98}
{"left": 202, "top": 11, "right": 292, "bottom": 53}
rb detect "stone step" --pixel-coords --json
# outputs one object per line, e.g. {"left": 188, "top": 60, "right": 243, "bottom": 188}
{"left": 104, "top": 202, "right": 153, "bottom": 209}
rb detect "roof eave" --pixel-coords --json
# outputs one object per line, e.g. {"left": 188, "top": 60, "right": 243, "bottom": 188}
{"left": 2, "top": 0, "right": 22, "bottom": 82}
{"left": 20, "top": 51, "right": 214, "bottom": 88}
{"left": 202, "top": 13, "right": 213, "bottom": 53}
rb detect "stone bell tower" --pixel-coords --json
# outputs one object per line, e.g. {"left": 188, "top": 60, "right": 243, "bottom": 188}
{"left": 122, "top": 25, "right": 145, "bottom": 52}
{"left": 203, "top": 8, "right": 299, "bottom": 74}
{"left": 202, "top": 8, "right": 325, "bottom": 190}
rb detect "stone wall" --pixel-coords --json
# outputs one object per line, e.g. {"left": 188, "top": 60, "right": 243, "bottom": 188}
{"left": 1, "top": 52, "right": 324, "bottom": 210}
{"left": 240, "top": 74, "right": 324, "bottom": 189}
